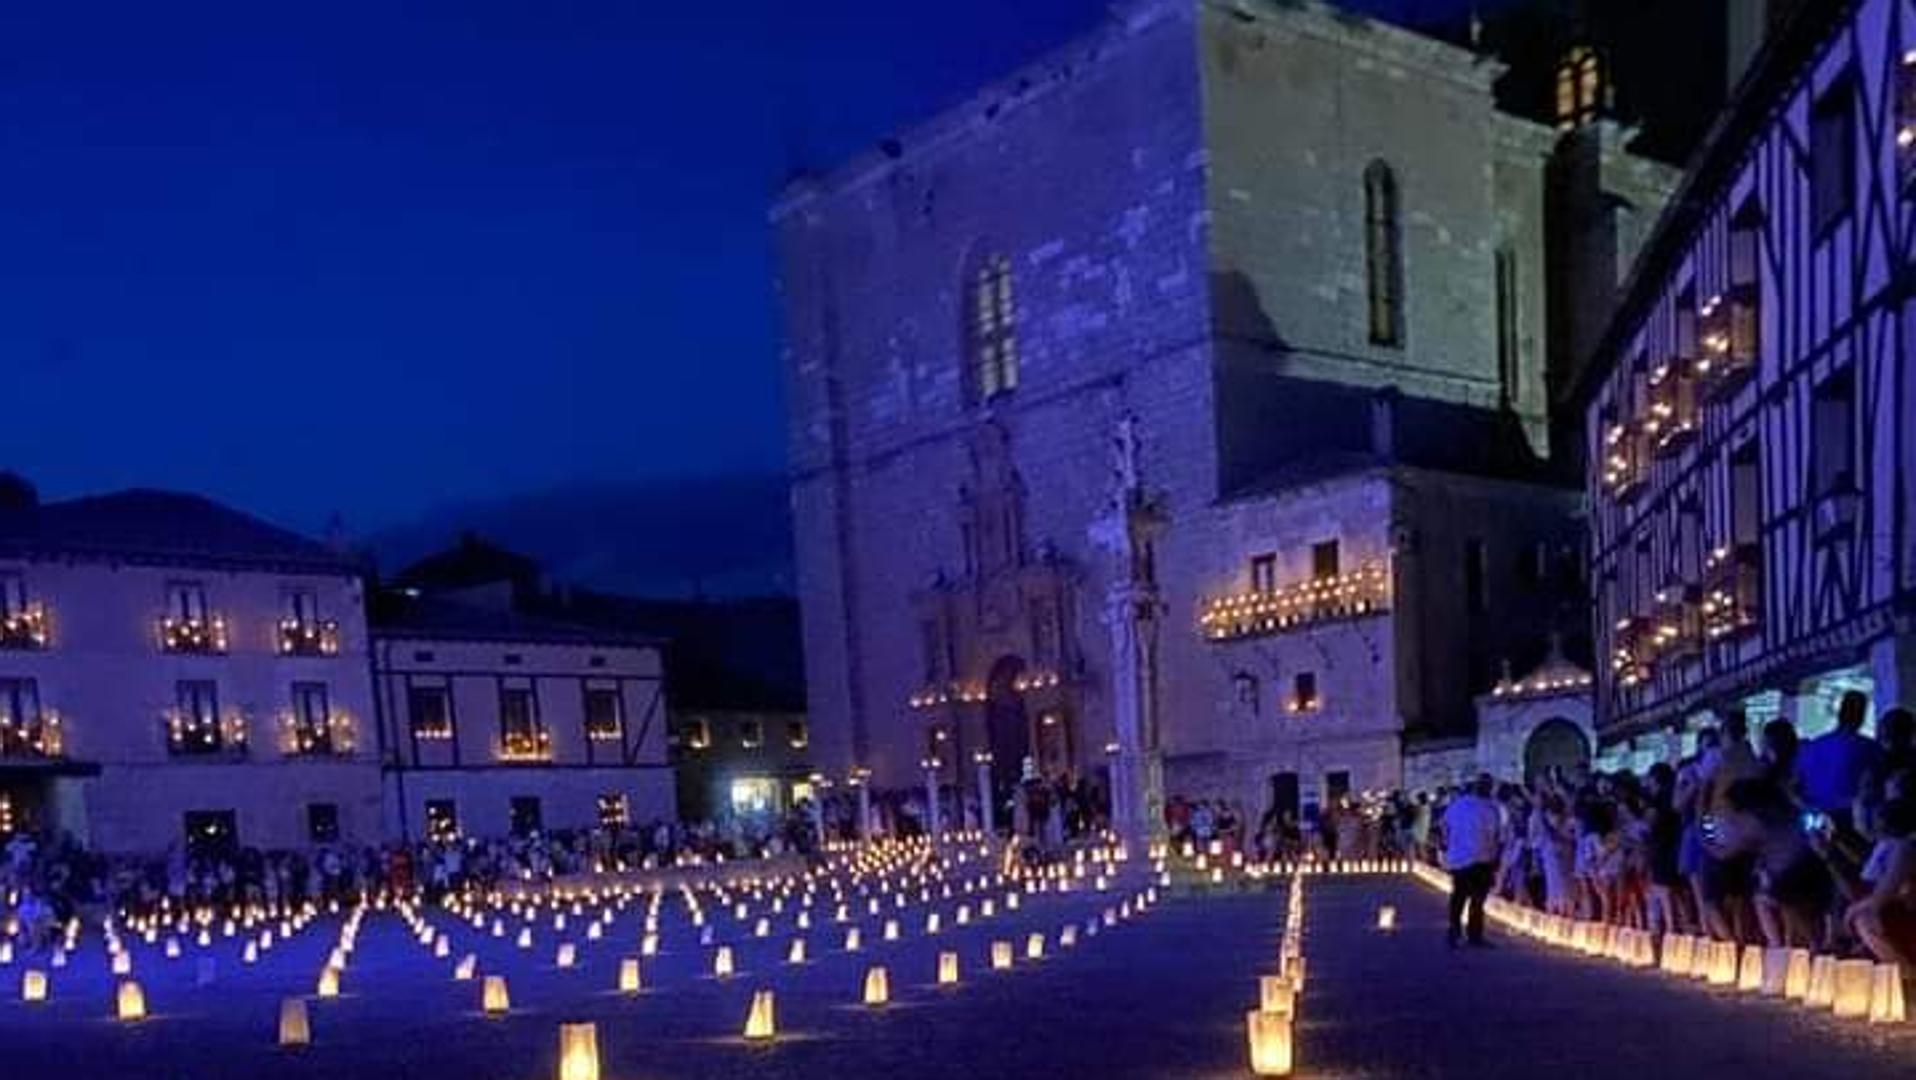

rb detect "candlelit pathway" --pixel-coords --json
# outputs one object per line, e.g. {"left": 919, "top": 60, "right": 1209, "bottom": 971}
{"left": 0, "top": 876, "right": 1286, "bottom": 1079}
{"left": 1296, "top": 875, "right": 1916, "bottom": 1079}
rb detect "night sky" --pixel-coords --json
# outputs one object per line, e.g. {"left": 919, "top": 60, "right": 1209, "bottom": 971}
{"left": 0, "top": 0, "right": 1473, "bottom": 558}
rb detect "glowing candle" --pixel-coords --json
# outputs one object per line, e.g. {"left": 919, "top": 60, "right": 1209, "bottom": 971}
{"left": 618, "top": 957, "right": 642, "bottom": 994}
{"left": 742, "top": 989, "right": 776, "bottom": 1041}
{"left": 1259, "top": 975, "right": 1295, "bottom": 1017}
{"left": 116, "top": 980, "right": 147, "bottom": 1021}
{"left": 1245, "top": 1010, "right": 1293, "bottom": 1075}
{"left": 787, "top": 938, "right": 807, "bottom": 964}
{"left": 991, "top": 941, "right": 1013, "bottom": 970}
{"left": 1376, "top": 906, "right": 1397, "bottom": 932}
{"left": 937, "top": 951, "right": 959, "bottom": 985}
{"left": 558, "top": 1022, "right": 600, "bottom": 1080}
{"left": 556, "top": 943, "right": 576, "bottom": 969}
{"left": 713, "top": 945, "right": 735, "bottom": 978}
{"left": 862, "top": 965, "right": 889, "bottom": 1007}
{"left": 316, "top": 967, "right": 340, "bottom": 998}
{"left": 21, "top": 969, "right": 46, "bottom": 1002}
{"left": 279, "top": 997, "right": 311, "bottom": 1046}
{"left": 482, "top": 975, "right": 511, "bottom": 1014}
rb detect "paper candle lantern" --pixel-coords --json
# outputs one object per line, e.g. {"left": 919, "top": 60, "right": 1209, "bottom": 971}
{"left": 991, "top": 941, "right": 1013, "bottom": 970}
{"left": 1060, "top": 925, "right": 1078, "bottom": 948}
{"left": 1831, "top": 959, "right": 1873, "bottom": 1019}
{"left": 279, "top": 997, "right": 312, "bottom": 1046}
{"left": 862, "top": 966, "right": 890, "bottom": 1007}
{"left": 1376, "top": 906, "right": 1397, "bottom": 932}
{"left": 1706, "top": 941, "right": 1738, "bottom": 986}
{"left": 116, "top": 980, "right": 147, "bottom": 1021}
{"left": 1737, "top": 945, "right": 1763, "bottom": 992}
{"left": 1759, "top": 948, "right": 1790, "bottom": 996}
{"left": 1259, "top": 975, "right": 1296, "bottom": 1018}
{"left": 937, "top": 951, "right": 959, "bottom": 986}
{"left": 787, "top": 938, "right": 807, "bottom": 964}
{"left": 316, "top": 967, "right": 340, "bottom": 998}
{"left": 1869, "top": 963, "right": 1906, "bottom": 1024}
{"left": 743, "top": 989, "right": 776, "bottom": 1041}
{"left": 844, "top": 928, "right": 862, "bottom": 952}
{"left": 455, "top": 954, "right": 477, "bottom": 981}
{"left": 883, "top": 920, "right": 900, "bottom": 942}
{"left": 518, "top": 928, "right": 534, "bottom": 950}
{"left": 925, "top": 913, "right": 940, "bottom": 934}
{"left": 618, "top": 957, "right": 642, "bottom": 994}
{"left": 112, "top": 951, "right": 132, "bottom": 976}
{"left": 956, "top": 906, "right": 971, "bottom": 926}
{"left": 1245, "top": 1010, "right": 1293, "bottom": 1076}
{"left": 556, "top": 943, "right": 577, "bottom": 969}
{"left": 1784, "top": 949, "right": 1813, "bottom": 1000}
{"left": 482, "top": 975, "right": 511, "bottom": 1014}
{"left": 641, "top": 933, "right": 659, "bottom": 957}
{"left": 1660, "top": 934, "right": 1692, "bottom": 976}
{"left": 557, "top": 1022, "right": 600, "bottom": 1080}
{"left": 1025, "top": 933, "right": 1045, "bottom": 960}
{"left": 713, "top": 946, "right": 735, "bottom": 978}
{"left": 1805, "top": 955, "right": 1837, "bottom": 1008}
{"left": 21, "top": 969, "right": 46, "bottom": 1002}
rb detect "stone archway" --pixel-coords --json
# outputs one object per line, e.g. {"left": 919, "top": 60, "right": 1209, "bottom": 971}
{"left": 1523, "top": 717, "right": 1591, "bottom": 785}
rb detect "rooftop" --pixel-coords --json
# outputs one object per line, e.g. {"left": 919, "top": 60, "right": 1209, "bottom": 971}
{"left": 0, "top": 486, "right": 360, "bottom": 575}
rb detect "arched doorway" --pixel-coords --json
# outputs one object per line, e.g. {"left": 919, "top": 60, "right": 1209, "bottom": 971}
{"left": 1523, "top": 718, "right": 1591, "bottom": 785}
{"left": 984, "top": 656, "right": 1032, "bottom": 806}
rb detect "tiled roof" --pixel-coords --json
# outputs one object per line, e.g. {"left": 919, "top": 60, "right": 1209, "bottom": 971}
{"left": 0, "top": 488, "right": 360, "bottom": 574}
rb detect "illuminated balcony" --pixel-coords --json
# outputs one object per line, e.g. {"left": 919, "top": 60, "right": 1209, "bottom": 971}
{"left": 1600, "top": 420, "right": 1648, "bottom": 502}
{"left": 280, "top": 711, "right": 357, "bottom": 757}
{"left": 159, "top": 615, "right": 228, "bottom": 655}
{"left": 499, "top": 728, "right": 552, "bottom": 762}
{"left": 1198, "top": 562, "right": 1390, "bottom": 642}
{"left": 1650, "top": 586, "right": 1702, "bottom": 664}
{"left": 1610, "top": 615, "right": 1654, "bottom": 690}
{"left": 163, "top": 709, "right": 248, "bottom": 758}
{"left": 1696, "top": 288, "right": 1758, "bottom": 402}
{"left": 277, "top": 618, "right": 341, "bottom": 657}
{"left": 0, "top": 604, "right": 50, "bottom": 650}
{"left": 1702, "top": 543, "right": 1762, "bottom": 641}
{"left": 1645, "top": 363, "right": 1698, "bottom": 457}
{"left": 0, "top": 712, "right": 62, "bottom": 759}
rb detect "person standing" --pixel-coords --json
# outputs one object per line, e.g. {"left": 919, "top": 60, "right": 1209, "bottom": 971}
{"left": 1444, "top": 773, "right": 1505, "bottom": 947}
{"left": 1796, "top": 690, "right": 1885, "bottom": 837}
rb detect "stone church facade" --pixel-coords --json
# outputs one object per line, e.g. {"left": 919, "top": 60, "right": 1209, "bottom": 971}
{"left": 775, "top": 0, "right": 1675, "bottom": 825}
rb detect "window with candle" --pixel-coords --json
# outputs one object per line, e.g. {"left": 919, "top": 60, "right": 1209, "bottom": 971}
{"left": 583, "top": 686, "right": 623, "bottom": 741}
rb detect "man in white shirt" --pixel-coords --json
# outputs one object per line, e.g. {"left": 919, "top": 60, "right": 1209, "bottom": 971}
{"left": 1443, "top": 773, "right": 1505, "bottom": 947}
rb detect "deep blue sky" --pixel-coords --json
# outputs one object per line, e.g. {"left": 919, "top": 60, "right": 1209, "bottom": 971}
{"left": 0, "top": 0, "right": 1455, "bottom": 541}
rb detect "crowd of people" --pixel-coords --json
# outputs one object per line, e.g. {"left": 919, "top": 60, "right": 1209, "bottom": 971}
{"left": 1434, "top": 691, "right": 1915, "bottom": 966}
{"left": 0, "top": 809, "right": 823, "bottom": 952}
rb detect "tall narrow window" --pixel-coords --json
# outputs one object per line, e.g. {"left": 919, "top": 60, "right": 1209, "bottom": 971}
{"left": 1810, "top": 73, "right": 1855, "bottom": 234}
{"left": 1730, "top": 442, "right": 1761, "bottom": 548}
{"left": 1554, "top": 45, "right": 1604, "bottom": 130}
{"left": 1249, "top": 554, "right": 1277, "bottom": 593}
{"left": 1364, "top": 162, "right": 1404, "bottom": 347}
{"left": 499, "top": 685, "right": 547, "bottom": 761}
{"left": 584, "top": 686, "right": 623, "bottom": 742}
{"left": 1495, "top": 247, "right": 1520, "bottom": 404}
{"left": 1311, "top": 540, "right": 1341, "bottom": 581}
{"left": 969, "top": 253, "right": 1017, "bottom": 401}
{"left": 1811, "top": 367, "right": 1856, "bottom": 496}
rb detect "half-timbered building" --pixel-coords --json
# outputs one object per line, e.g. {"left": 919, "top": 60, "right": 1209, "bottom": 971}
{"left": 1587, "top": 0, "right": 1916, "bottom": 756}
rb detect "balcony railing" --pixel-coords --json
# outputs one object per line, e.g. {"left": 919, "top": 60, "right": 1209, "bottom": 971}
{"left": 1697, "top": 287, "right": 1758, "bottom": 402}
{"left": 499, "top": 728, "right": 552, "bottom": 762}
{"left": 1600, "top": 421, "right": 1649, "bottom": 502}
{"left": 280, "top": 712, "right": 357, "bottom": 757}
{"left": 162, "top": 710, "right": 248, "bottom": 758}
{"left": 1651, "top": 586, "right": 1702, "bottom": 664}
{"left": 1702, "top": 543, "right": 1763, "bottom": 641}
{"left": 1645, "top": 363, "right": 1699, "bottom": 457}
{"left": 0, "top": 712, "right": 62, "bottom": 759}
{"left": 159, "top": 615, "right": 228, "bottom": 655}
{"left": 1610, "top": 615, "right": 1654, "bottom": 690}
{"left": 1199, "top": 562, "right": 1390, "bottom": 642}
{"left": 277, "top": 618, "right": 341, "bottom": 657}
{"left": 0, "top": 605, "right": 50, "bottom": 650}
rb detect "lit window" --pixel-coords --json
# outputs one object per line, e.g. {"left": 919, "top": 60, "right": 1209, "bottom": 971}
{"left": 425, "top": 799, "right": 459, "bottom": 842}
{"left": 729, "top": 777, "right": 778, "bottom": 815}
{"left": 969, "top": 253, "right": 1018, "bottom": 402}
{"left": 1363, "top": 162, "right": 1403, "bottom": 347}
{"left": 740, "top": 719, "right": 763, "bottom": 749}
{"left": 277, "top": 588, "right": 338, "bottom": 656}
{"left": 1249, "top": 554, "right": 1277, "bottom": 593}
{"left": 0, "top": 678, "right": 58, "bottom": 758}
{"left": 160, "top": 581, "right": 226, "bottom": 654}
{"left": 1554, "top": 46, "right": 1603, "bottom": 129}
{"left": 1311, "top": 540, "right": 1340, "bottom": 581}
{"left": 584, "top": 687, "right": 623, "bottom": 741}
{"left": 787, "top": 720, "right": 809, "bottom": 749}
{"left": 499, "top": 686, "right": 548, "bottom": 761}
{"left": 0, "top": 576, "right": 47, "bottom": 650}
{"left": 1290, "top": 672, "right": 1319, "bottom": 713}
{"left": 408, "top": 686, "right": 453, "bottom": 740}
{"left": 682, "top": 718, "right": 710, "bottom": 750}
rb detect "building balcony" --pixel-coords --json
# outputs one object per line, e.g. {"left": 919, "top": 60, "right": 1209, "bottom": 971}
{"left": 0, "top": 604, "right": 50, "bottom": 650}
{"left": 1600, "top": 421, "right": 1649, "bottom": 502}
{"left": 1610, "top": 615, "right": 1654, "bottom": 690}
{"left": 1198, "top": 562, "right": 1390, "bottom": 643}
{"left": 0, "top": 713, "right": 63, "bottom": 759}
{"left": 1645, "top": 364, "right": 1699, "bottom": 457}
{"left": 499, "top": 729, "right": 552, "bottom": 762}
{"left": 1696, "top": 287, "right": 1758, "bottom": 403}
{"left": 1650, "top": 586, "right": 1702, "bottom": 664}
{"left": 280, "top": 712, "right": 357, "bottom": 757}
{"left": 1702, "top": 543, "right": 1763, "bottom": 641}
{"left": 162, "top": 710, "right": 248, "bottom": 759}
{"left": 277, "top": 618, "right": 341, "bottom": 657}
{"left": 159, "top": 615, "right": 228, "bottom": 655}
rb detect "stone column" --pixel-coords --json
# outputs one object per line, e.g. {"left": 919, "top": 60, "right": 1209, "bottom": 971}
{"left": 1103, "top": 581, "right": 1166, "bottom": 852}
{"left": 974, "top": 751, "right": 996, "bottom": 836}
{"left": 922, "top": 760, "right": 942, "bottom": 839}
{"left": 855, "top": 779, "right": 872, "bottom": 840}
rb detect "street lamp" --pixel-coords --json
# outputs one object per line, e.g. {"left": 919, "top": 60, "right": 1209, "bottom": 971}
{"left": 972, "top": 750, "right": 996, "bottom": 837}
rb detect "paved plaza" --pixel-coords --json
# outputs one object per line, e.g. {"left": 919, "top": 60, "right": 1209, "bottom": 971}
{"left": 1, "top": 864, "right": 1912, "bottom": 1078}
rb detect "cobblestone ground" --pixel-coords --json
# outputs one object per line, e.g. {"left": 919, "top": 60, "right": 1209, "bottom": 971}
{"left": 1299, "top": 875, "right": 1916, "bottom": 1079}
{"left": 2, "top": 873, "right": 1910, "bottom": 1078}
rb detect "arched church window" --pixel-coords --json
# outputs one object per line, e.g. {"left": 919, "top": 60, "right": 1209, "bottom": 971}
{"left": 1363, "top": 161, "right": 1404, "bottom": 348}
{"left": 968, "top": 253, "right": 1017, "bottom": 402}
{"left": 1555, "top": 45, "right": 1604, "bottom": 130}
